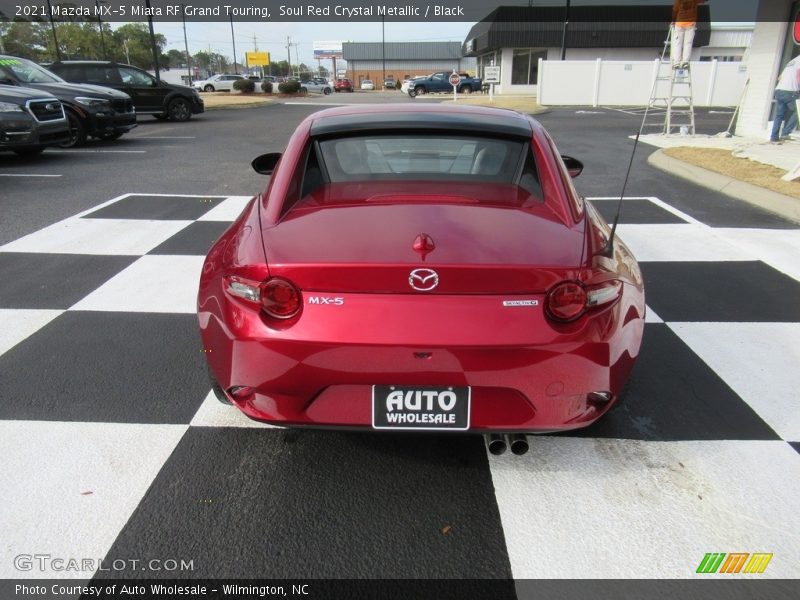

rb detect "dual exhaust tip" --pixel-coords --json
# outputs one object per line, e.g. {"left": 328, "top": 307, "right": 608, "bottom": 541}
{"left": 485, "top": 433, "right": 529, "bottom": 456}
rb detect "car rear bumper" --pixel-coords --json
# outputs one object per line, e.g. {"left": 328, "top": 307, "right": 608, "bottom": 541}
{"left": 199, "top": 286, "right": 645, "bottom": 433}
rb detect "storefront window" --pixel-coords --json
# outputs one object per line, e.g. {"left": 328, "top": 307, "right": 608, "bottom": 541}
{"left": 511, "top": 50, "right": 546, "bottom": 85}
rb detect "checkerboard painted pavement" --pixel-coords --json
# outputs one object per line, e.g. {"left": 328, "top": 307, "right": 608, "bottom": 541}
{"left": 1, "top": 193, "right": 799, "bottom": 581}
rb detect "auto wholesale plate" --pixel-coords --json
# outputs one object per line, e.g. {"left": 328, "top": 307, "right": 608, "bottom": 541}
{"left": 371, "top": 385, "right": 471, "bottom": 430}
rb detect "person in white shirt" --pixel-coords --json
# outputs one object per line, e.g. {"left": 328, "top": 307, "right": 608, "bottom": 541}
{"left": 770, "top": 56, "right": 800, "bottom": 144}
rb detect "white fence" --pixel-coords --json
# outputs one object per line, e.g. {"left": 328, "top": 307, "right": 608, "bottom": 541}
{"left": 537, "top": 58, "right": 748, "bottom": 107}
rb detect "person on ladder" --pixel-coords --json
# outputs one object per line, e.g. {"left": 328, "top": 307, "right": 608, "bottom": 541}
{"left": 671, "top": 0, "right": 706, "bottom": 69}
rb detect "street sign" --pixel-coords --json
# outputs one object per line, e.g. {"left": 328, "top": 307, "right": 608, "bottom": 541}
{"left": 449, "top": 72, "right": 461, "bottom": 86}
{"left": 484, "top": 66, "right": 501, "bottom": 84}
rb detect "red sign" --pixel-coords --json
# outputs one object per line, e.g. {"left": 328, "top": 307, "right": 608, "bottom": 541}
{"left": 449, "top": 73, "right": 461, "bottom": 86}
{"left": 794, "top": 10, "right": 800, "bottom": 44}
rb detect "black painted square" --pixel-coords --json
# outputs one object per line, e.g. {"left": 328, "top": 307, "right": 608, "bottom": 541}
{"left": 96, "top": 428, "right": 514, "bottom": 580}
{"left": 147, "top": 221, "right": 231, "bottom": 256}
{"left": 0, "top": 253, "right": 135, "bottom": 309}
{"left": 588, "top": 199, "right": 688, "bottom": 224}
{"left": 560, "top": 324, "right": 779, "bottom": 441}
{"left": 84, "top": 195, "right": 224, "bottom": 220}
{"left": 0, "top": 311, "right": 208, "bottom": 424}
{"left": 641, "top": 261, "right": 800, "bottom": 322}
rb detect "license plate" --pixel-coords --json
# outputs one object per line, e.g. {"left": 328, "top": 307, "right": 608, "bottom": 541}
{"left": 371, "top": 385, "right": 471, "bottom": 430}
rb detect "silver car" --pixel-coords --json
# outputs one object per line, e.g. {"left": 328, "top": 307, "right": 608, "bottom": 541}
{"left": 299, "top": 79, "right": 333, "bottom": 95}
{"left": 193, "top": 74, "right": 245, "bottom": 92}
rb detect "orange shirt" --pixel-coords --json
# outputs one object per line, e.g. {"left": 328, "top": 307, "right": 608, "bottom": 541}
{"left": 673, "top": 0, "right": 706, "bottom": 27}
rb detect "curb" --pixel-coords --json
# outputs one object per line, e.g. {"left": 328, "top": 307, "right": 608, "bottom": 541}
{"left": 647, "top": 149, "right": 800, "bottom": 225}
{"left": 204, "top": 100, "right": 276, "bottom": 111}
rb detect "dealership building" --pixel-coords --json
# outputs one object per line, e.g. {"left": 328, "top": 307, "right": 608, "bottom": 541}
{"left": 342, "top": 42, "right": 476, "bottom": 86}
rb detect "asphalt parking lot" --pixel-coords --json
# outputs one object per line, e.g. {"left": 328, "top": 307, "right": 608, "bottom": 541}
{"left": 1, "top": 98, "right": 799, "bottom": 592}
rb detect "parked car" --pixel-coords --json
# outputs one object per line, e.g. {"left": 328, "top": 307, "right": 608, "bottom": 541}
{"left": 0, "top": 85, "right": 70, "bottom": 155}
{"left": 406, "top": 72, "right": 483, "bottom": 97}
{"left": 384, "top": 78, "right": 395, "bottom": 89}
{"left": 299, "top": 79, "right": 332, "bottom": 95}
{"left": 192, "top": 74, "right": 245, "bottom": 92}
{"left": 198, "top": 105, "right": 645, "bottom": 447}
{"left": 48, "top": 60, "right": 203, "bottom": 122}
{"left": 0, "top": 55, "right": 136, "bottom": 146}
{"left": 334, "top": 78, "right": 353, "bottom": 92}
{"left": 360, "top": 79, "right": 375, "bottom": 90}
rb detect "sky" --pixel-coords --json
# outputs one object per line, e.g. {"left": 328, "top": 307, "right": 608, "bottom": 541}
{"left": 108, "top": 0, "right": 758, "bottom": 69}
{"left": 145, "top": 21, "right": 474, "bottom": 68}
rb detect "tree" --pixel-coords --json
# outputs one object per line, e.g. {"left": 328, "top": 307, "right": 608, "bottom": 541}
{"left": 166, "top": 49, "right": 187, "bottom": 69}
{"left": 110, "top": 23, "right": 166, "bottom": 69}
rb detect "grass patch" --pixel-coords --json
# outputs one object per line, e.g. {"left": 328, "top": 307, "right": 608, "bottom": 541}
{"left": 664, "top": 146, "right": 800, "bottom": 200}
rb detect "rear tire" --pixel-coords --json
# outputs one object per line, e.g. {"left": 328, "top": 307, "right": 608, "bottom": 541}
{"left": 96, "top": 130, "right": 123, "bottom": 141}
{"left": 323, "top": 87, "right": 331, "bottom": 95}
{"left": 12, "top": 146, "right": 45, "bottom": 156}
{"left": 408, "top": 88, "right": 417, "bottom": 98}
{"left": 415, "top": 87, "right": 426, "bottom": 95}
{"left": 58, "top": 110, "right": 86, "bottom": 148}
{"left": 206, "top": 364, "right": 232, "bottom": 405}
{"left": 167, "top": 98, "right": 192, "bottom": 122}
{"left": 460, "top": 85, "right": 472, "bottom": 94}
{"left": 203, "top": 84, "right": 215, "bottom": 92}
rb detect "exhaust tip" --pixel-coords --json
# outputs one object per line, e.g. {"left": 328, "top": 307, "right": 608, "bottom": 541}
{"left": 486, "top": 433, "right": 507, "bottom": 455}
{"left": 509, "top": 433, "right": 529, "bottom": 456}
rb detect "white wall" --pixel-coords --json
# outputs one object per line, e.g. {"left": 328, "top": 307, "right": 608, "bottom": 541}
{"left": 735, "top": 2, "right": 792, "bottom": 137}
{"left": 538, "top": 59, "right": 748, "bottom": 107}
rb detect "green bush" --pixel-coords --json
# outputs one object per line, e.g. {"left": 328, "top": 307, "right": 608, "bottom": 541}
{"left": 233, "top": 79, "right": 255, "bottom": 93}
{"left": 278, "top": 80, "right": 301, "bottom": 94}
{"left": 261, "top": 81, "right": 273, "bottom": 93}
{"left": 395, "top": 80, "right": 402, "bottom": 90}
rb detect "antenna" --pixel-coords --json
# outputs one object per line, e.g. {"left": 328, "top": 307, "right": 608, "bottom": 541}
{"left": 603, "top": 24, "right": 672, "bottom": 258}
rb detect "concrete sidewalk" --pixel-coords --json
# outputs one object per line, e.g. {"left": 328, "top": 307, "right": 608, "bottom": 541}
{"left": 640, "top": 133, "right": 800, "bottom": 224}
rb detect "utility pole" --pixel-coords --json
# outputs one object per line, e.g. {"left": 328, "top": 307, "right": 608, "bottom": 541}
{"left": 145, "top": 0, "right": 160, "bottom": 81}
{"left": 560, "top": 0, "right": 571, "bottom": 60}
{"left": 95, "top": 0, "right": 107, "bottom": 60}
{"left": 229, "top": 13, "right": 238, "bottom": 74}
{"left": 286, "top": 36, "right": 292, "bottom": 77}
{"left": 381, "top": 14, "right": 386, "bottom": 86}
{"left": 182, "top": 4, "right": 192, "bottom": 84}
{"left": 45, "top": 0, "right": 61, "bottom": 61}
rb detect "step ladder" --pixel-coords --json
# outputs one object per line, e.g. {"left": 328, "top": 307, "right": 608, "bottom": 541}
{"left": 642, "top": 29, "right": 696, "bottom": 136}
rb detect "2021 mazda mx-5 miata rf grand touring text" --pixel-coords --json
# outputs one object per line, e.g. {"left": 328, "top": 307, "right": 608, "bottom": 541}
{"left": 198, "top": 105, "right": 645, "bottom": 451}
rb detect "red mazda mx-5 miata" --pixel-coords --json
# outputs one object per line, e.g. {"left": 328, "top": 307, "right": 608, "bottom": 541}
{"left": 198, "top": 104, "right": 645, "bottom": 454}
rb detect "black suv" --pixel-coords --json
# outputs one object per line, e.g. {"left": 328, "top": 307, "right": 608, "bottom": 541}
{"left": 0, "top": 55, "right": 136, "bottom": 147}
{"left": 0, "top": 85, "right": 71, "bottom": 155}
{"left": 49, "top": 61, "right": 204, "bottom": 122}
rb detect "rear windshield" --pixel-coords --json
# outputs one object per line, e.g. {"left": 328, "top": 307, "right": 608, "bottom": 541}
{"left": 318, "top": 134, "right": 526, "bottom": 183}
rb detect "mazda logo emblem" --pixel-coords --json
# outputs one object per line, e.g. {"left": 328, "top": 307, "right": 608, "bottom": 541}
{"left": 409, "top": 268, "right": 439, "bottom": 291}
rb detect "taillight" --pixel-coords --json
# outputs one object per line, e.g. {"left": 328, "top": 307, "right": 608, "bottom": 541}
{"left": 546, "top": 282, "right": 587, "bottom": 321}
{"left": 224, "top": 275, "right": 302, "bottom": 320}
{"left": 546, "top": 280, "right": 622, "bottom": 322}
{"left": 259, "top": 277, "right": 301, "bottom": 319}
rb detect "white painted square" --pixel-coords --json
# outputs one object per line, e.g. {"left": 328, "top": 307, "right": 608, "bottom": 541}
{"left": 197, "top": 196, "right": 253, "bottom": 222}
{"left": 70, "top": 255, "right": 205, "bottom": 313}
{"left": 0, "top": 421, "right": 187, "bottom": 579}
{"left": 645, "top": 305, "right": 663, "bottom": 323}
{"left": 717, "top": 229, "right": 800, "bottom": 283}
{"left": 491, "top": 438, "right": 800, "bottom": 578}
{"left": 190, "top": 390, "right": 280, "bottom": 428}
{"left": 617, "top": 224, "right": 752, "bottom": 262}
{"left": 0, "top": 309, "right": 63, "bottom": 357}
{"left": 669, "top": 322, "right": 800, "bottom": 441}
{"left": 0, "top": 219, "right": 192, "bottom": 256}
